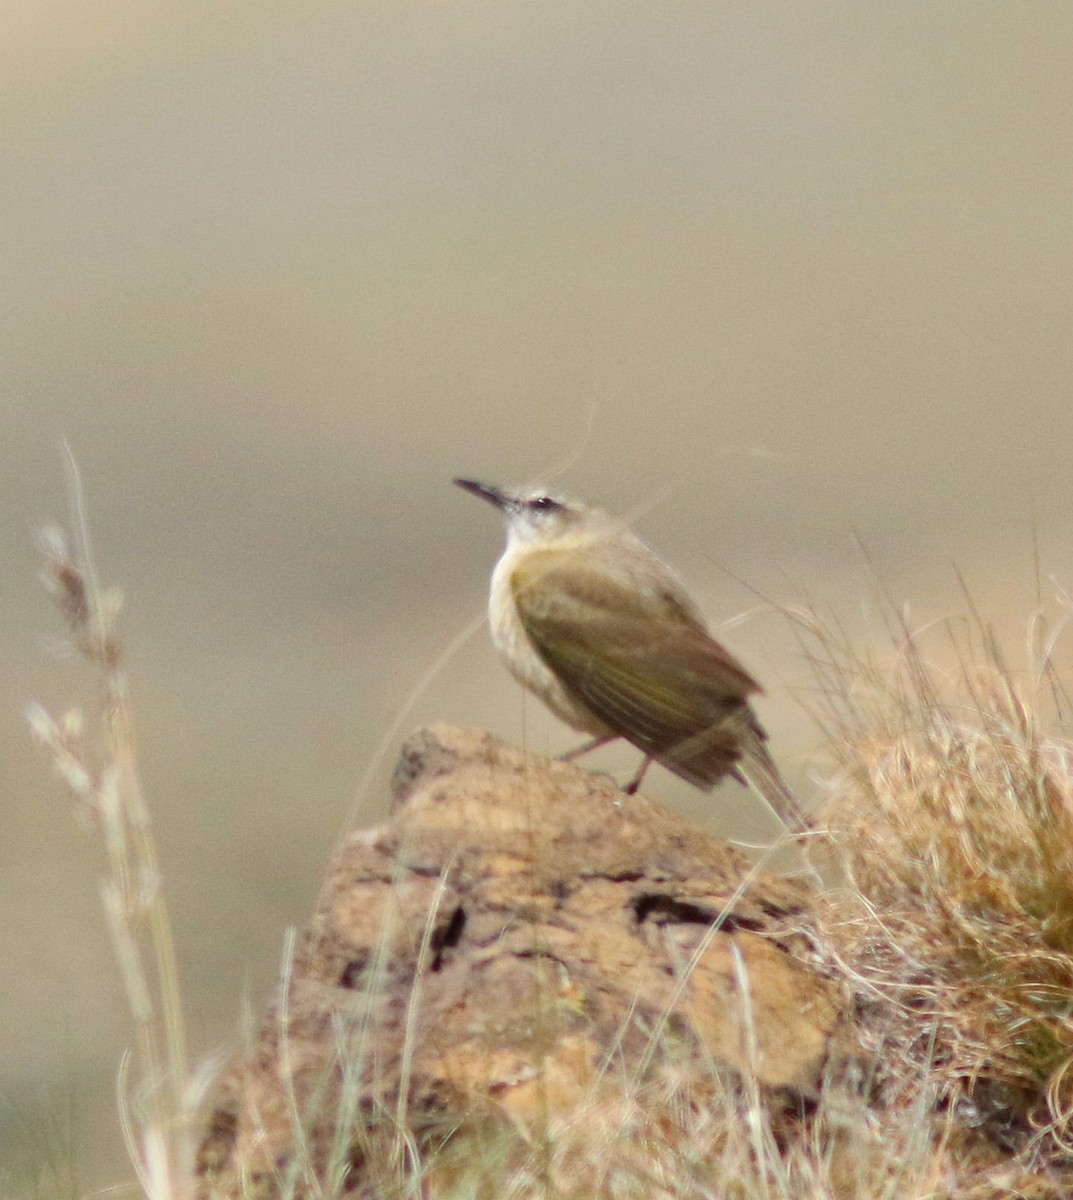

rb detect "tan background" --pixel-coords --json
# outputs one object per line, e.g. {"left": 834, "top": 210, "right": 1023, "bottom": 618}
{"left": 5, "top": 2, "right": 1073, "bottom": 1188}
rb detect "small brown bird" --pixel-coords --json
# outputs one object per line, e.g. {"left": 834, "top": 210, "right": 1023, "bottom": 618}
{"left": 455, "top": 478, "right": 810, "bottom": 832}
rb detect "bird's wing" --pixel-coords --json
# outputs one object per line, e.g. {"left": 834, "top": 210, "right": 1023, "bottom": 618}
{"left": 511, "top": 548, "right": 761, "bottom": 788}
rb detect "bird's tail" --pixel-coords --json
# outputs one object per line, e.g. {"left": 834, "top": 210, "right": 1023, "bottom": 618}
{"left": 735, "top": 733, "right": 813, "bottom": 834}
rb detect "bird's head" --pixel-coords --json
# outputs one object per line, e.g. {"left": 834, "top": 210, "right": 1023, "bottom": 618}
{"left": 453, "top": 478, "right": 603, "bottom": 548}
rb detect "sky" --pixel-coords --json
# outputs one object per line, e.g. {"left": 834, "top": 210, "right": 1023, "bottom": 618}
{"left": 4, "top": 2, "right": 1073, "bottom": 1187}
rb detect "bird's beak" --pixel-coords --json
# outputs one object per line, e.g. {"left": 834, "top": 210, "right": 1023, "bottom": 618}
{"left": 453, "top": 478, "right": 512, "bottom": 510}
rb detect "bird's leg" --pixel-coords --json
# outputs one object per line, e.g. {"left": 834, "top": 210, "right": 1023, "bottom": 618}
{"left": 560, "top": 735, "right": 616, "bottom": 762}
{"left": 623, "top": 756, "right": 653, "bottom": 795}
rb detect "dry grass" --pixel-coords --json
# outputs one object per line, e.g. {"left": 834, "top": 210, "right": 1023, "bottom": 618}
{"left": 25, "top": 482, "right": 1073, "bottom": 1198}
{"left": 27, "top": 461, "right": 199, "bottom": 1200}
{"left": 800, "top": 582, "right": 1073, "bottom": 1197}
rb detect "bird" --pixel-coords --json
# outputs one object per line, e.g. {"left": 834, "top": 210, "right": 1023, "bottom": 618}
{"left": 453, "top": 478, "right": 811, "bottom": 832}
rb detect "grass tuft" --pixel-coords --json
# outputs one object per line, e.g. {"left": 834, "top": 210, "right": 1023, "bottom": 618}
{"left": 803, "top": 586, "right": 1073, "bottom": 1191}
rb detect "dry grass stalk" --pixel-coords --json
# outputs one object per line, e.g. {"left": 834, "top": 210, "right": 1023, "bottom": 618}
{"left": 28, "top": 494, "right": 195, "bottom": 1200}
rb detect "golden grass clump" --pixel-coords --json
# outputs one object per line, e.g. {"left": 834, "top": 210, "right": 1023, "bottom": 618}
{"left": 805, "top": 594, "right": 1073, "bottom": 1186}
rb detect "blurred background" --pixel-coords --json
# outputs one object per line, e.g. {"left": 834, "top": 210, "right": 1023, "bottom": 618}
{"left": 4, "top": 1, "right": 1073, "bottom": 1189}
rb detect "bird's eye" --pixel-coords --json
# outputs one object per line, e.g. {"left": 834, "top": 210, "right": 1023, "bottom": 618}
{"left": 527, "top": 495, "right": 560, "bottom": 513}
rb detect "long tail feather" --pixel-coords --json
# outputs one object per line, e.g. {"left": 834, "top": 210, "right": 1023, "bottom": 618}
{"left": 735, "top": 736, "right": 813, "bottom": 834}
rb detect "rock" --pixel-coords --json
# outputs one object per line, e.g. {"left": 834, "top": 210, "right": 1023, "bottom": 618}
{"left": 197, "top": 726, "right": 841, "bottom": 1198}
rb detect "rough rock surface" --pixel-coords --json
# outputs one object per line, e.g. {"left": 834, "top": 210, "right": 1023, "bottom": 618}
{"left": 197, "top": 725, "right": 842, "bottom": 1197}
